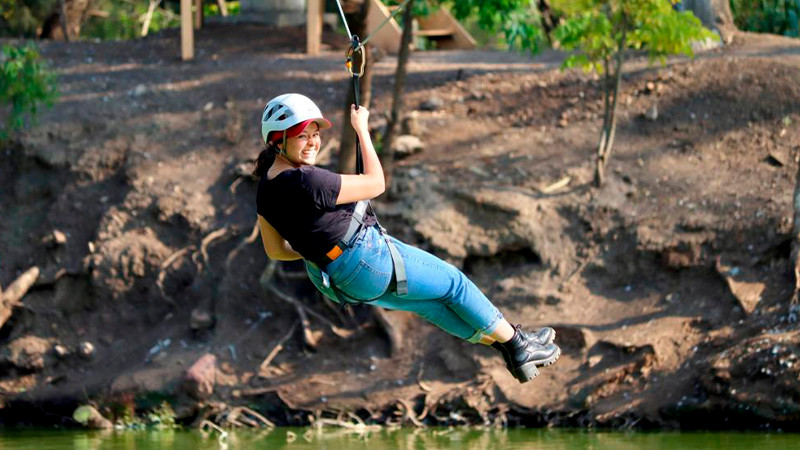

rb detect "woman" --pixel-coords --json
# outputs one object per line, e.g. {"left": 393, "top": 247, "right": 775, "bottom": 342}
{"left": 255, "top": 93, "right": 560, "bottom": 383}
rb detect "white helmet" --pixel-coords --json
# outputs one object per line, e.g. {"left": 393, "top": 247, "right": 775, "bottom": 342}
{"left": 261, "top": 93, "right": 331, "bottom": 144}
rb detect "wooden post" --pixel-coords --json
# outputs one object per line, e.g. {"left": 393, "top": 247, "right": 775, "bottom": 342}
{"left": 194, "top": 0, "right": 203, "bottom": 30}
{"left": 181, "top": 0, "right": 194, "bottom": 60}
{"left": 307, "top": 0, "right": 322, "bottom": 55}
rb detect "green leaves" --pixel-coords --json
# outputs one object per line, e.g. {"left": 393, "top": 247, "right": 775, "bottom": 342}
{"left": 552, "top": 0, "right": 717, "bottom": 74}
{"left": 0, "top": 43, "right": 58, "bottom": 140}
{"left": 448, "top": 0, "right": 546, "bottom": 53}
{"left": 731, "top": 0, "right": 800, "bottom": 38}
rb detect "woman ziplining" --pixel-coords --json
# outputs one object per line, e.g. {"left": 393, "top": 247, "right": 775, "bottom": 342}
{"left": 253, "top": 1, "right": 559, "bottom": 383}
{"left": 253, "top": 93, "right": 561, "bottom": 383}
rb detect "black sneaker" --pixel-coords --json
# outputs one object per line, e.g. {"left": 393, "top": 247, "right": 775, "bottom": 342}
{"left": 493, "top": 325, "right": 561, "bottom": 383}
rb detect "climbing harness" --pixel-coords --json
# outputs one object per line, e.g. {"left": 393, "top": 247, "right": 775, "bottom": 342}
{"left": 313, "top": 0, "right": 413, "bottom": 304}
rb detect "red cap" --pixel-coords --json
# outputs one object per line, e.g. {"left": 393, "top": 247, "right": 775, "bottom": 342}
{"left": 267, "top": 118, "right": 332, "bottom": 143}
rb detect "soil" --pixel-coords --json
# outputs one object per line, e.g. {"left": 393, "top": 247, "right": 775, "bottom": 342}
{"left": 1, "top": 24, "right": 800, "bottom": 430}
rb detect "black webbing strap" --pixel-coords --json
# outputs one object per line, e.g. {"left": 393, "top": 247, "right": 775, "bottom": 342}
{"left": 347, "top": 35, "right": 407, "bottom": 297}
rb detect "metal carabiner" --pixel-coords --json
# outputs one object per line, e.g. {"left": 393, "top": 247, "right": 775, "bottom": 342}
{"left": 345, "top": 36, "right": 366, "bottom": 78}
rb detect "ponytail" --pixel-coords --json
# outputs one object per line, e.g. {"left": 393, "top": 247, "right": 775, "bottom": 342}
{"left": 253, "top": 143, "right": 279, "bottom": 177}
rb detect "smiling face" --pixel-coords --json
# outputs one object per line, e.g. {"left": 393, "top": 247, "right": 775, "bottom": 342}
{"left": 278, "top": 122, "right": 321, "bottom": 166}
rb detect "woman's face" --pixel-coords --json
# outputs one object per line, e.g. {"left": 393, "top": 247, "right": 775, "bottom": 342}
{"left": 280, "top": 123, "right": 321, "bottom": 166}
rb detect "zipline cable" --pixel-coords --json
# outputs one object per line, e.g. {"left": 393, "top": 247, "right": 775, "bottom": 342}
{"left": 357, "top": 0, "right": 413, "bottom": 50}
{"left": 334, "top": 0, "right": 353, "bottom": 40}
{"left": 333, "top": 0, "right": 413, "bottom": 52}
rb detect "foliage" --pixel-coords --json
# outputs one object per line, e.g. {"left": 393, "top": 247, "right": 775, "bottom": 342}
{"left": 731, "top": 0, "right": 800, "bottom": 37}
{"left": 0, "top": 0, "right": 59, "bottom": 37}
{"left": 549, "top": 0, "right": 718, "bottom": 186}
{"left": 82, "top": 0, "right": 180, "bottom": 40}
{"left": 447, "top": 0, "right": 547, "bottom": 53}
{"left": 0, "top": 43, "right": 58, "bottom": 140}
{"left": 204, "top": 0, "right": 240, "bottom": 17}
{"left": 553, "top": 0, "right": 718, "bottom": 72}
{"left": 146, "top": 401, "right": 178, "bottom": 429}
{"left": 81, "top": 1, "right": 238, "bottom": 41}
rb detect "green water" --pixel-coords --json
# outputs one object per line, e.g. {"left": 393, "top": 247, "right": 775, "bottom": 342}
{"left": 0, "top": 428, "right": 798, "bottom": 449}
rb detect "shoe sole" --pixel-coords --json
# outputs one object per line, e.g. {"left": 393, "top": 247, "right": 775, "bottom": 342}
{"left": 511, "top": 346, "right": 562, "bottom": 383}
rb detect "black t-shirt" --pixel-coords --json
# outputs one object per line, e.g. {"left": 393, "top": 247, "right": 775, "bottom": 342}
{"left": 256, "top": 165, "right": 376, "bottom": 262}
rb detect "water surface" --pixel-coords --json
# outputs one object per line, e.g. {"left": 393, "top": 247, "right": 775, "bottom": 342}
{"left": 1, "top": 428, "right": 797, "bottom": 449}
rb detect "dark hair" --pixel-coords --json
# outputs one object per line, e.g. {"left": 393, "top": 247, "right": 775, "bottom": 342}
{"left": 253, "top": 142, "right": 280, "bottom": 177}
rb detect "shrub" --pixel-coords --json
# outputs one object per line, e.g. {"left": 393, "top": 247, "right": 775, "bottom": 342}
{"left": 0, "top": 43, "right": 58, "bottom": 140}
{"left": 731, "top": 0, "right": 800, "bottom": 37}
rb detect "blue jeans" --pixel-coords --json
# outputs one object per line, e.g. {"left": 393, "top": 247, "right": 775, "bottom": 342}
{"left": 305, "top": 226, "right": 504, "bottom": 343}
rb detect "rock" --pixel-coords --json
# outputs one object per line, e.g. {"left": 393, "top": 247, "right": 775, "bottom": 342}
{"left": 587, "top": 354, "right": 603, "bottom": 368}
{"left": 73, "top": 405, "right": 113, "bottom": 429}
{"left": 190, "top": 307, "right": 214, "bottom": 330}
{"left": 184, "top": 354, "right": 217, "bottom": 400}
{"left": 644, "top": 103, "right": 658, "bottom": 121}
{"left": 402, "top": 111, "right": 421, "bottom": 136}
{"left": 715, "top": 259, "right": 764, "bottom": 315}
{"left": 78, "top": 341, "right": 95, "bottom": 360}
{"left": 4, "top": 336, "right": 52, "bottom": 371}
{"left": 393, "top": 135, "right": 424, "bottom": 157}
{"left": 53, "top": 344, "right": 70, "bottom": 359}
{"left": 419, "top": 97, "right": 444, "bottom": 111}
{"left": 766, "top": 151, "right": 787, "bottom": 167}
{"left": 43, "top": 230, "right": 68, "bottom": 248}
{"left": 131, "top": 84, "right": 147, "bottom": 96}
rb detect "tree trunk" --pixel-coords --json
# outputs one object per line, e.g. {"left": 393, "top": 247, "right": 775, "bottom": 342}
{"left": 43, "top": 0, "right": 91, "bottom": 40}
{"left": 338, "top": 0, "right": 376, "bottom": 174}
{"left": 381, "top": 0, "right": 416, "bottom": 192}
{"left": 535, "top": 0, "right": 559, "bottom": 44}
{"left": 681, "top": 0, "right": 736, "bottom": 42}
{"left": 594, "top": 33, "right": 626, "bottom": 188}
{"left": 791, "top": 153, "right": 800, "bottom": 303}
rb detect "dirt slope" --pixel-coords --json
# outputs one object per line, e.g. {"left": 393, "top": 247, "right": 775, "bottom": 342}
{"left": 1, "top": 25, "right": 799, "bottom": 430}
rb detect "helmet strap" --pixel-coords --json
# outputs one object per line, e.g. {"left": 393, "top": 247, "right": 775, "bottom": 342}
{"left": 276, "top": 130, "right": 301, "bottom": 168}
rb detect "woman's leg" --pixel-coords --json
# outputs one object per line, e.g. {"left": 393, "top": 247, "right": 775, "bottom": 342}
{"left": 368, "top": 236, "right": 509, "bottom": 343}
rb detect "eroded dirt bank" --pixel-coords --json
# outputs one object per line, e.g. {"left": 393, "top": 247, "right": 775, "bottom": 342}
{"left": 1, "top": 25, "right": 799, "bottom": 430}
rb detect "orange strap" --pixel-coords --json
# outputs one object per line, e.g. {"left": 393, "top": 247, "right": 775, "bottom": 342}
{"left": 326, "top": 245, "right": 343, "bottom": 260}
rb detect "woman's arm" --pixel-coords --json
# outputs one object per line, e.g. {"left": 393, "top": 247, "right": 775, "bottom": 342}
{"left": 257, "top": 215, "right": 303, "bottom": 261}
{"left": 336, "top": 105, "right": 386, "bottom": 205}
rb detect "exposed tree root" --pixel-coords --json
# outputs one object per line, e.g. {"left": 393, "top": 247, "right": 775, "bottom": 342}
{"left": 156, "top": 246, "right": 196, "bottom": 305}
{"left": 396, "top": 398, "right": 426, "bottom": 427}
{"left": 199, "top": 419, "right": 229, "bottom": 445}
{"left": 0, "top": 266, "right": 40, "bottom": 330}
{"left": 199, "top": 227, "right": 231, "bottom": 271}
{"left": 263, "top": 279, "right": 355, "bottom": 339}
{"left": 225, "top": 221, "right": 259, "bottom": 270}
{"left": 228, "top": 406, "right": 276, "bottom": 428}
{"left": 259, "top": 320, "right": 299, "bottom": 373}
{"left": 294, "top": 303, "right": 319, "bottom": 349}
